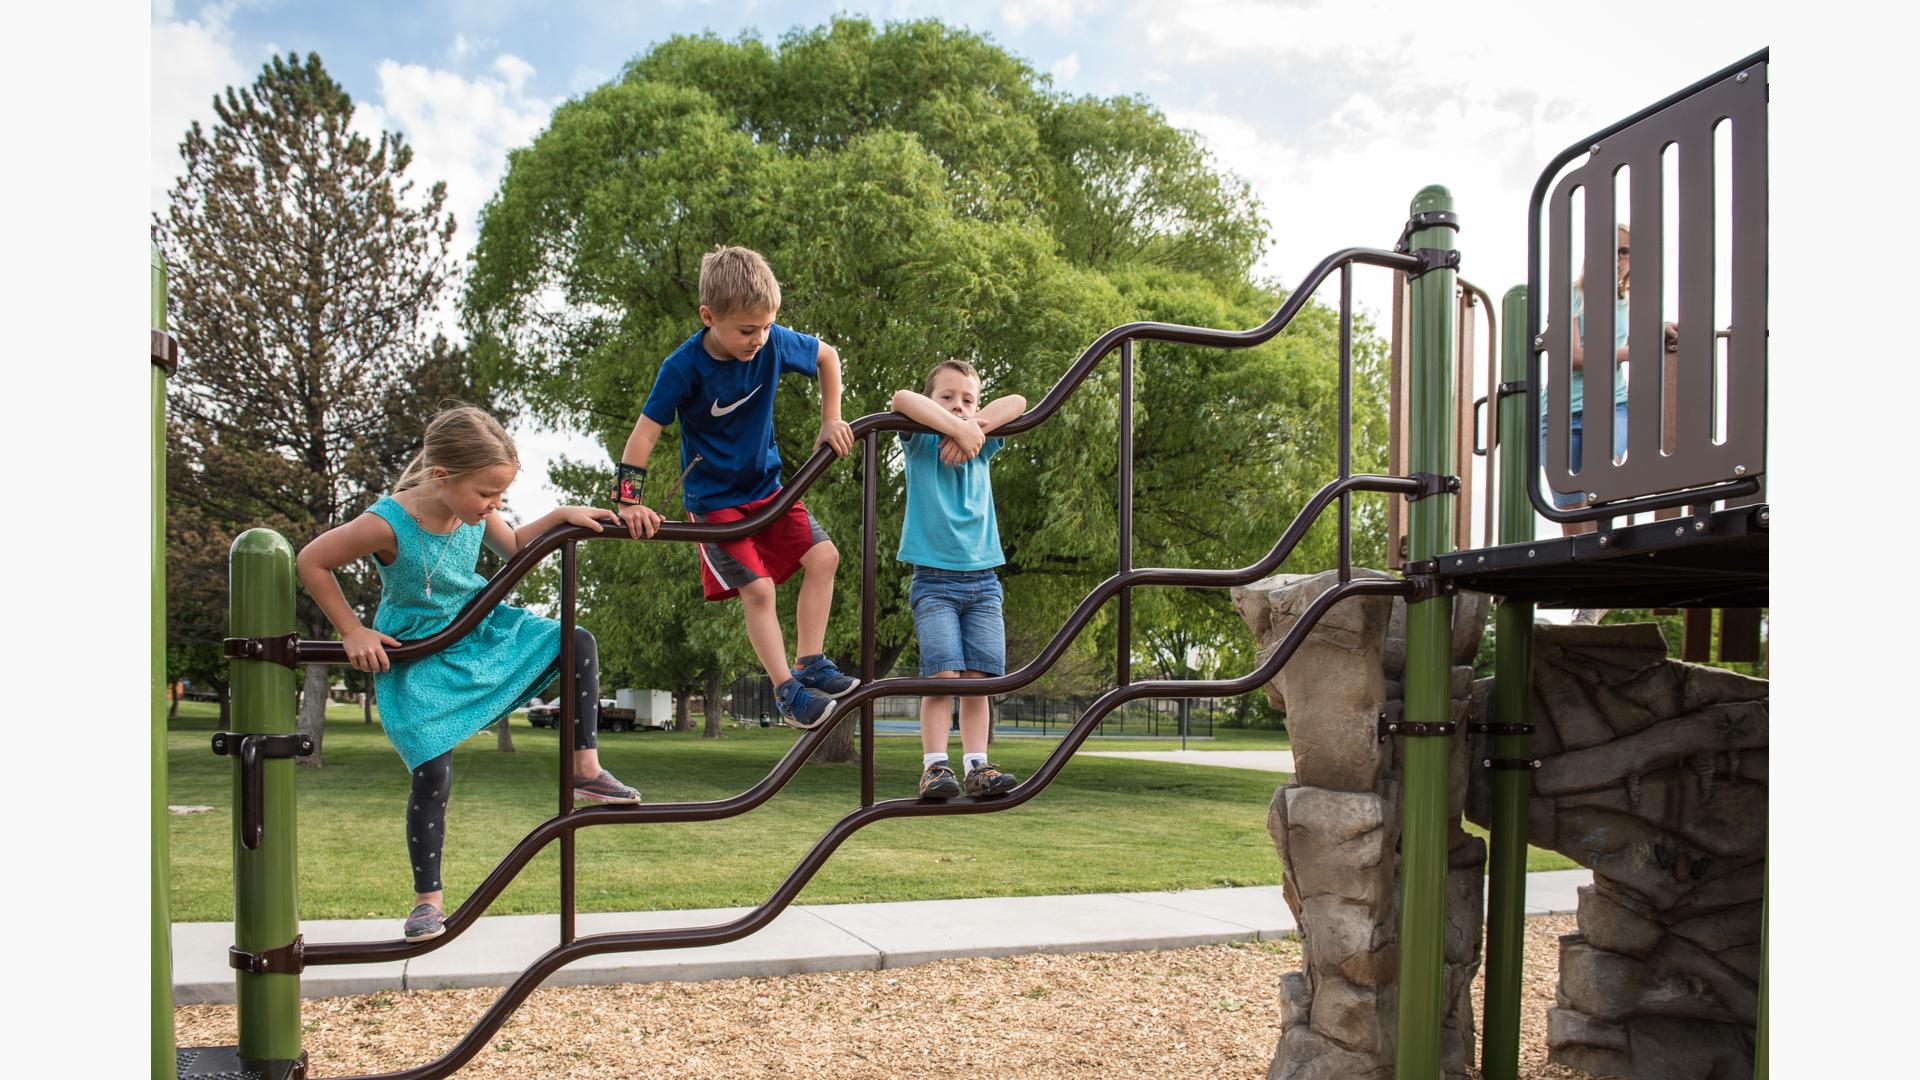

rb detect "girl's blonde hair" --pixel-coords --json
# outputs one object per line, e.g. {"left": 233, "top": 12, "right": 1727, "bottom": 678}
{"left": 392, "top": 404, "right": 519, "bottom": 493}
{"left": 1575, "top": 223, "right": 1632, "bottom": 301}
{"left": 923, "top": 359, "right": 980, "bottom": 396}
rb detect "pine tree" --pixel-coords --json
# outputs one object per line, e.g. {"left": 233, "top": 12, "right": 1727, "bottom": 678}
{"left": 157, "top": 52, "right": 491, "bottom": 764}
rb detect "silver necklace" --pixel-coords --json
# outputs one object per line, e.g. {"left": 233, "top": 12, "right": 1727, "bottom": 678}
{"left": 408, "top": 502, "right": 458, "bottom": 600}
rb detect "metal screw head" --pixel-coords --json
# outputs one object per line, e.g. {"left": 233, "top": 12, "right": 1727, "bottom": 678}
{"left": 1477, "top": 555, "right": 1485, "bottom": 564}
{"left": 1482, "top": 759, "right": 1493, "bottom": 768}
{"left": 1527, "top": 548, "right": 1536, "bottom": 558}
{"left": 1585, "top": 492, "right": 1599, "bottom": 506}
{"left": 1598, "top": 534, "right": 1610, "bottom": 547}
{"left": 1532, "top": 333, "right": 1546, "bottom": 350}
{"left": 1694, "top": 519, "right": 1708, "bottom": 533}
{"left": 1758, "top": 508, "right": 1771, "bottom": 527}
{"left": 1674, "top": 526, "right": 1685, "bottom": 537}
{"left": 1589, "top": 142, "right": 1602, "bottom": 155}
{"left": 1736, "top": 71, "right": 1749, "bottom": 83}
{"left": 1733, "top": 464, "right": 1747, "bottom": 476}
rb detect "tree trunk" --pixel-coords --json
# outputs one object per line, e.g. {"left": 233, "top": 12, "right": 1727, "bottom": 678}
{"left": 675, "top": 686, "right": 693, "bottom": 732}
{"left": 363, "top": 688, "right": 374, "bottom": 724}
{"left": 296, "top": 663, "right": 329, "bottom": 766}
{"left": 218, "top": 684, "right": 231, "bottom": 728}
{"left": 810, "top": 712, "right": 858, "bottom": 763}
{"left": 703, "top": 668, "right": 724, "bottom": 739}
{"left": 168, "top": 691, "right": 180, "bottom": 721}
{"left": 495, "top": 709, "right": 516, "bottom": 752}
{"left": 987, "top": 694, "right": 998, "bottom": 747}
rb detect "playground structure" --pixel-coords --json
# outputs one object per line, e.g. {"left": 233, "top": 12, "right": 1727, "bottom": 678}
{"left": 155, "top": 50, "right": 1768, "bottom": 1080}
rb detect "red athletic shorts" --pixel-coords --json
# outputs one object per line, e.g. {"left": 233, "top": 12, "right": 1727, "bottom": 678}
{"left": 692, "top": 489, "right": 830, "bottom": 601}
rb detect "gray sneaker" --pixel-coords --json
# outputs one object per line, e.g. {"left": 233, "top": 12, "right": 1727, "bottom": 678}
{"left": 573, "top": 770, "right": 642, "bottom": 804}
{"left": 403, "top": 903, "right": 445, "bottom": 942}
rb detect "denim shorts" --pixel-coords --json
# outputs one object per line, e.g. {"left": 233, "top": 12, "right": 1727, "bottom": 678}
{"left": 908, "top": 567, "right": 1006, "bottom": 677}
{"left": 1540, "top": 402, "right": 1629, "bottom": 509}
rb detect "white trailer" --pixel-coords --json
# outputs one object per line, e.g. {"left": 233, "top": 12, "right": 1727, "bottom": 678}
{"left": 616, "top": 688, "right": 674, "bottom": 729}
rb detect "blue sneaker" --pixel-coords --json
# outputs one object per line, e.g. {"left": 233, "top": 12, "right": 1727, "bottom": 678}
{"left": 776, "top": 679, "right": 837, "bottom": 730}
{"left": 792, "top": 654, "right": 860, "bottom": 698}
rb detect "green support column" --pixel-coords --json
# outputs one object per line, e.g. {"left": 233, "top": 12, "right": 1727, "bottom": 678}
{"left": 229, "top": 530, "right": 303, "bottom": 1063}
{"left": 1395, "top": 185, "right": 1459, "bottom": 1080}
{"left": 1480, "top": 286, "right": 1537, "bottom": 1080}
{"left": 152, "top": 246, "right": 177, "bottom": 1079}
{"left": 1755, "top": 858, "right": 1767, "bottom": 1078}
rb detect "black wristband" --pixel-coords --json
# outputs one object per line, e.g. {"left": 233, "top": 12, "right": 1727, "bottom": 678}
{"left": 614, "top": 462, "right": 648, "bottom": 506}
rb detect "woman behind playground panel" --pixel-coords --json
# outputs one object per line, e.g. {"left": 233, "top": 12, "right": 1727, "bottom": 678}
{"left": 295, "top": 404, "right": 641, "bottom": 943}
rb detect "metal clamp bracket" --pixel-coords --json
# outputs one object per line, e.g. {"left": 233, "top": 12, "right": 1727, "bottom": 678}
{"left": 1481, "top": 757, "right": 1543, "bottom": 771}
{"left": 1404, "top": 472, "right": 1461, "bottom": 503}
{"left": 1468, "top": 722, "right": 1536, "bottom": 736}
{"left": 230, "top": 934, "right": 305, "bottom": 976}
{"left": 151, "top": 330, "right": 180, "bottom": 376}
{"left": 1402, "top": 573, "right": 1458, "bottom": 603}
{"left": 1406, "top": 247, "right": 1462, "bottom": 280}
{"left": 212, "top": 732, "right": 315, "bottom": 850}
{"left": 1379, "top": 717, "right": 1459, "bottom": 742}
{"left": 1393, "top": 210, "right": 1461, "bottom": 253}
{"left": 224, "top": 632, "right": 304, "bottom": 669}
{"left": 1496, "top": 381, "right": 1528, "bottom": 397}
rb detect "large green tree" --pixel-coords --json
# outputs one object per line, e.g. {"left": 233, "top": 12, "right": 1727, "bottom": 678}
{"left": 157, "top": 53, "right": 498, "bottom": 763}
{"left": 466, "top": 18, "right": 1388, "bottom": 762}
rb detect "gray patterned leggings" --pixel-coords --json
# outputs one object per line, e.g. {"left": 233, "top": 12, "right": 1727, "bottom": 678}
{"left": 406, "top": 627, "right": 601, "bottom": 894}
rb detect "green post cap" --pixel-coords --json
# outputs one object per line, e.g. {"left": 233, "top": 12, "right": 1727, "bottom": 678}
{"left": 231, "top": 527, "right": 296, "bottom": 561}
{"left": 1410, "top": 184, "right": 1453, "bottom": 216}
{"left": 1503, "top": 284, "right": 1527, "bottom": 306}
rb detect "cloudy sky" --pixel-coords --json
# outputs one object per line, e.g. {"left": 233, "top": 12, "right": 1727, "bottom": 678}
{"left": 150, "top": 0, "right": 1770, "bottom": 524}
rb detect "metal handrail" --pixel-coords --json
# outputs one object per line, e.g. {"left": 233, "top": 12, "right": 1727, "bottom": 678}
{"left": 325, "top": 576, "right": 1411, "bottom": 1080}
{"left": 267, "top": 241, "right": 1429, "bottom": 1080}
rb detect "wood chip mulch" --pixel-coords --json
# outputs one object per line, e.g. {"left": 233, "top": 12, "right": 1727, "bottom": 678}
{"left": 176, "top": 914, "right": 1605, "bottom": 1079}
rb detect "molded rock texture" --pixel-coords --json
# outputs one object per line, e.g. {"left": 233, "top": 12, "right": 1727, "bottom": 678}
{"left": 1235, "top": 570, "right": 1488, "bottom": 1079}
{"left": 1466, "top": 622, "right": 1767, "bottom": 1080}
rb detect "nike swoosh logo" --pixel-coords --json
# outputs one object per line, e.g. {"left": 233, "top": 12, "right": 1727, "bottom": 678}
{"left": 710, "top": 386, "right": 760, "bottom": 417}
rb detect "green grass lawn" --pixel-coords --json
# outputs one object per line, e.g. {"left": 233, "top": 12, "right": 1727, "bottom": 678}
{"left": 166, "top": 702, "right": 1568, "bottom": 923}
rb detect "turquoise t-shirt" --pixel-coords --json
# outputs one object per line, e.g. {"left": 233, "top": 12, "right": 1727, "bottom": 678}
{"left": 897, "top": 432, "right": 1006, "bottom": 570}
{"left": 1569, "top": 288, "right": 1630, "bottom": 416}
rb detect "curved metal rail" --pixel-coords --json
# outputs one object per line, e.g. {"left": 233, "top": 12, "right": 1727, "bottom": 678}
{"left": 233, "top": 242, "right": 1428, "bottom": 1080}
{"left": 338, "top": 575, "right": 1409, "bottom": 1080}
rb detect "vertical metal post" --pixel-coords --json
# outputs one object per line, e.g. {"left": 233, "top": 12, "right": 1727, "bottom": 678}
{"left": 1480, "top": 286, "right": 1537, "bottom": 1080}
{"left": 152, "top": 245, "right": 177, "bottom": 1078}
{"left": 1754, "top": 856, "right": 1768, "bottom": 1079}
{"left": 1117, "top": 340, "right": 1133, "bottom": 708}
{"left": 559, "top": 540, "right": 577, "bottom": 945}
{"left": 1395, "top": 186, "right": 1459, "bottom": 1080}
{"left": 1339, "top": 263, "right": 1353, "bottom": 581}
{"left": 228, "top": 529, "right": 302, "bottom": 1064}
{"left": 861, "top": 434, "right": 877, "bottom": 808}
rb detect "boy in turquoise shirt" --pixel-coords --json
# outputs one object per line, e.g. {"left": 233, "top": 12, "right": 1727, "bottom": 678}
{"left": 889, "top": 360, "right": 1027, "bottom": 799}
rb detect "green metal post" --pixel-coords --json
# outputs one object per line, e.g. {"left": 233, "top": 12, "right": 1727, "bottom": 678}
{"left": 152, "top": 247, "right": 177, "bottom": 1078}
{"left": 229, "top": 529, "right": 303, "bottom": 1063}
{"left": 1395, "top": 185, "right": 1458, "bottom": 1080}
{"left": 1480, "top": 286, "right": 1536, "bottom": 1080}
{"left": 1755, "top": 859, "right": 1767, "bottom": 1078}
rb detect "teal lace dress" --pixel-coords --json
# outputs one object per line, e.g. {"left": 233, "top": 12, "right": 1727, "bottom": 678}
{"left": 367, "top": 496, "right": 561, "bottom": 769}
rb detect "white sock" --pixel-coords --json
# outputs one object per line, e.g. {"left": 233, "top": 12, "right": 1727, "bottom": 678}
{"left": 923, "top": 753, "right": 950, "bottom": 769}
{"left": 964, "top": 752, "right": 988, "bottom": 773}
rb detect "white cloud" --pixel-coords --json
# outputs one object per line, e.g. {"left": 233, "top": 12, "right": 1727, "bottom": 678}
{"left": 1050, "top": 52, "right": 1081, "bottom": 82}
{"left": 1002, "top": 0, "right": 1101, "bottom": 32}
{"left": 150, "top": 3, "right": 252, "bottom": 215}
{"left": 353, "top": 53, "right": 556, "bottom": 268}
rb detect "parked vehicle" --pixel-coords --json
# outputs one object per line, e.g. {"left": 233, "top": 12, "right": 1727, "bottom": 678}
{"left": 526, "top": 697, "right": 630, "bottom": 730}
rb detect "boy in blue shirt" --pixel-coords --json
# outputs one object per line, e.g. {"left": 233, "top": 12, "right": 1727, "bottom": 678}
{"left": 613, "top": 246, "right": 858, "bottom": 728}
{"left": 889, "top": 360, "right": 1027, "bottom": 798}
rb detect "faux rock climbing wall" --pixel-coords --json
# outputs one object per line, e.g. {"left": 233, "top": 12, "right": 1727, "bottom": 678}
{"left": 1466, "top": 621, "right": 1767, "bottom": 1079}
{"left": 1232, "top": 569, "right": 1489, "bottom": 1080}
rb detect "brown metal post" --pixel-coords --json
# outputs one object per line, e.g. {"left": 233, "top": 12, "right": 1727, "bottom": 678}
{"left": 559, "top": 539, "right": 577, "bottom": 945}
{"left": 861, "top": 434, "right": 877, "bottom": 807}
{"left": 1117, "top": 340, "right": 1133, "bottom": 695}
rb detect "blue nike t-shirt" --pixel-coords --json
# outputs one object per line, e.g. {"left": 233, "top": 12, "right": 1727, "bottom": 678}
{"left": 640, "top": 322, "right": 820, "bottom": 512}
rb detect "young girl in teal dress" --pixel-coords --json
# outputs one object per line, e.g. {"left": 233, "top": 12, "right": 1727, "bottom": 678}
{"left": 297, "top": 405, "right": 640, "bottom": 942}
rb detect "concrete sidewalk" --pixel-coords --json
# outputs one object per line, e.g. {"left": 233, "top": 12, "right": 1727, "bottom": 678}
{"left": 172, "top": 870, "right": 1591, "bottom": 1004}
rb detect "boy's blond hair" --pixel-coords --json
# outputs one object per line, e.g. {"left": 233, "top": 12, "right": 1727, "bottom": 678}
{"left": 393, "top": 404, "right": 519, "bottom": 493}
{"left": 923, "top": 359, "right": 980, "bottom": 396}
{"left": 699, "top": 245, "right": 783, "bottom": 317}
